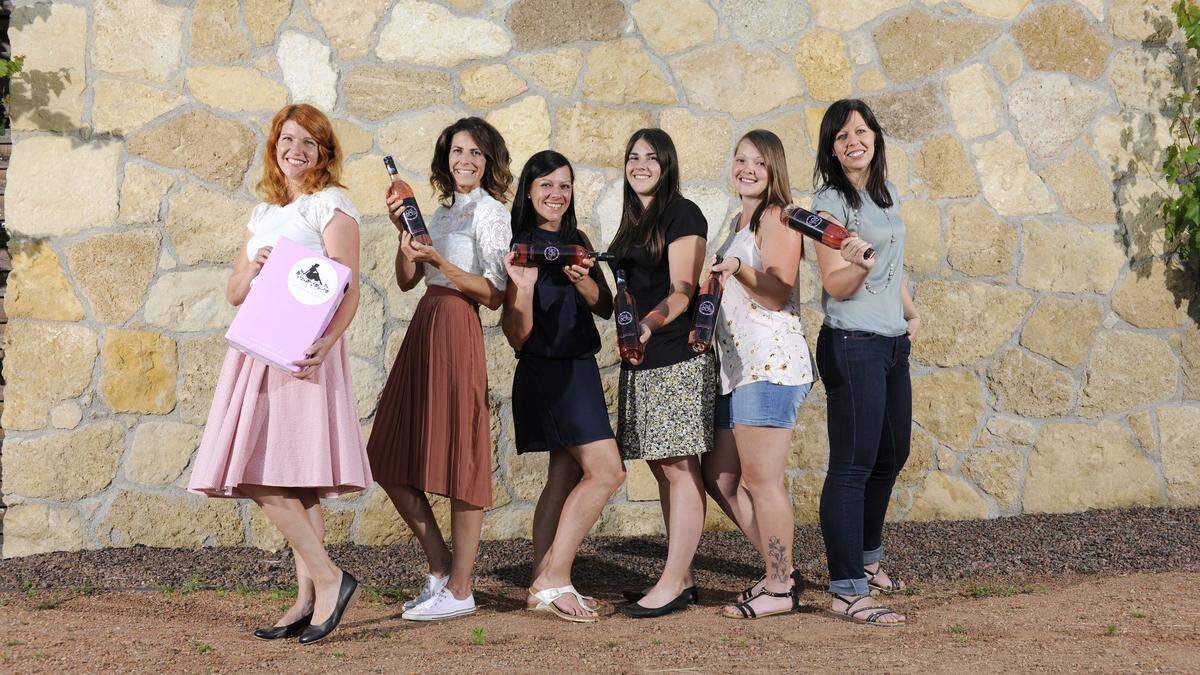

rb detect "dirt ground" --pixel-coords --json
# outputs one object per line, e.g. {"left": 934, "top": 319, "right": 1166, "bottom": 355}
{"left": 1, "top": 571, "right": 1197, "bottom": 672}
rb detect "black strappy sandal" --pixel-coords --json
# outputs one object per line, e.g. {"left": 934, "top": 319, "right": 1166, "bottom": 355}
{"left": 723, "top": 575, "right": 803, "bottom": 620}
{"left": 735, "top": 575, "right": 765, "bottom": 603}
{"left": 865, "top": 565, "right": 906, "bottom": 595}
{"left": 826, "top": 592, "right": 906, "bottom": 627}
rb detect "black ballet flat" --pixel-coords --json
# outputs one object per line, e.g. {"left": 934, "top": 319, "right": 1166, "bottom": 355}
{"left": 617, "top": 587, "right": 694, "bottom": 619}
{"left": 621, "top": 585, "right": 699, "bottom": 605}
{"left": 253, "top": 612, "right": 312, "bottom": 640}
{"left": 297, "top": 572, "right": 358, "bottom": 645}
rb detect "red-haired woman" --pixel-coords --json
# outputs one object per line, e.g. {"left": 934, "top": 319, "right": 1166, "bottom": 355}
{"left": 368, "top": 117, "right": 513, "bottom": 622}
{"left": 189, "top": 104, "right": 370, "bottom": 644}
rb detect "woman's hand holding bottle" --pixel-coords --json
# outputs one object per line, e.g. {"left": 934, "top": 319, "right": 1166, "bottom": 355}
{"left": 839, "top": 233, "right": 876, "bottom": 270}
{"left": 504, "top": 251, "right": 539, "bottom": 290}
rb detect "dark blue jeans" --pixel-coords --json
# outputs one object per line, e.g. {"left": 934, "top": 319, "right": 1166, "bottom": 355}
{"left": 816, "top": 326, "right": 912, "bottom": 596}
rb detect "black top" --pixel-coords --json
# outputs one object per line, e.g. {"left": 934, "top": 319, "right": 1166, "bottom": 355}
{"left": 614, "top": 198, "right": 708, "bottom": 371}
{"left": 514, "top": 227, "right": 608, "bottom": 359}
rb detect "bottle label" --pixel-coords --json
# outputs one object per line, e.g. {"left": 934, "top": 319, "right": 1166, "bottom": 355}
{"left": 288, "top": 257, "right": 337, "bottom": 306}
{"left": 402, "top": 205, "right": 422, "bottom": 230}
{"left": 698, "top": 300, "right": 716, "bottom": 316}
{"left": 543, "top": 245, "right": 560, "bottom": 262}
{"left": 617, "top": 310, "right": 635, "bottom": 326}
{"left": 803, "top": 212, "right": 823, "bottom": 227}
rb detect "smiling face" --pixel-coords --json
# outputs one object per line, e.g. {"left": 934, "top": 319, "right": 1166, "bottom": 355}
{"left": 448, "top": 130, "right": 486, "bottom": 194}
{"left": 625, "top": 137, "right": 662, "bottom": 200}
{"left": 529, "top": 165, "right": 573, "bottom": 226}
{"left": 832, "top": 110, "right": 875, "bottom": 177}
{"left": 275, "top": 119, "right": 319, "bottom": 183}
{"left": 731, "top": 138, "right": 769, "bottom": 199}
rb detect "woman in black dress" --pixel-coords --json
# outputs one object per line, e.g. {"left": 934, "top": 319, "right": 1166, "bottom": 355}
{"left": 501, "top": 150, "right": 626, "bottom": 623}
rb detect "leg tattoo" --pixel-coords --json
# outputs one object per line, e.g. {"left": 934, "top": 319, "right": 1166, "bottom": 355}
{"left": 767, "top": 536, "right": 789, "bottom": 584}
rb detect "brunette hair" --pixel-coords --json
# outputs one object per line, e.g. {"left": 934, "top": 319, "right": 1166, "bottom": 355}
{"left": 812, "top": 99, "right": 892, "bottom": 212}
{"left": 510, "top": 150, "right": 584, "bottom": 246}
{"left": 735, "top": 130, "right": 796, "bottom": 255}
{"left": 257, "top": 104, "right": 344, "bottom": 206}
{"left": 430, "top": 116, "right": 513, "bottom": 206}
{"left": 609, "top": 128, "right": 682, "bottom": 262}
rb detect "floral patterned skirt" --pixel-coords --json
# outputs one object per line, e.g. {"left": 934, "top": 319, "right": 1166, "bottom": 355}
{"left": 617, "top": 352, "right": 716, "bottom": 461}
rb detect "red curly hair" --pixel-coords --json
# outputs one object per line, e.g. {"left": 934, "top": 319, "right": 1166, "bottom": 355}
{"left": 257, "top": 104, "right": 345, "bottom": 206}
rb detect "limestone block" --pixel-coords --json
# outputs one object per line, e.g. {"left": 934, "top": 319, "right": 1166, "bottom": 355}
{"left": 1092, "top": 112, "right": 1171, "bottom": 181}
{"left": 119, "top": 165, "right": 173, "bottom": 224}
{"left": 863, "top": 84, "right": 947, "bottom": 142}
{"left": 788, "top": 403, "right": 828, "bottom": 471}
{"left": 310, "top": 0, "right": 390, "bottom": 59}
{"left": 961, "top": 449, "right": 1023, "bottom": 508}
{"left": 1013, "top": 4, "right": 1111, "bottom": 80}
{"left": 1158, "top": 406, "right": 1200, "bottom": 506}
{"left": 128, "top": 421, "right": 203, "bottom": 485}
{"left": 791, "top": 472, "right": 824, "bottom": 524}
{"left": 92, "top": 80, "right": 184, "bottom": 137}
{"left": 1024, "top": 421, "right": 1161, "bottom": 513}
{"left": 1009, "top": 73, "right": 1109, "bottom": 160}
{"left": 724, "top": 0, "right": 809, "bottom": 42}
{"left": 65, "top": 229, "right": 161, "bottom": 325}
{"left": 986, "top": 349, "right": 1074, "bottom": 418}
{"left": 625, "top": 459, "right": 659, "bottom": 501}
{"left": 4, "top": 422, "right": 125, "bottom": 500}
{"left": 970, "top": 134, "right": 1055, "bottom": 216}
{"left": 189, "top": 0, "right": 249, "bottom": 62}
{"left": 2, "top": 504, "right": 88, "bottom": 558}
{"left": 144, "top": 268, "right": 237, "bottom": 332}
{"left": 277, "top": 31, "right": 338, "bottom": 111}
{"left": 377, "top": 1, "right": 510, "bottom": 66}
{"left": 912, "top": 371, "right": 984, "bottom": 449}
{"left": 1080, "top": 332, "right": 1177, "bottom": 417}
{"left": 811, "top": 0, "right": 907, "bottom": 31}
{"left": 958, "top": 0, "right": 1031, "bottom": 19}
{"left": 1109, "top": 47, "right": 1181, "bottom": 112}
{"left": 506, "top": 0, "right": 625, "bottom": 49}
{"left": 8, "top": 3, "right": 86, "bottom": 132}
{"left": 484, "top": 332, "right": 519, "bottom": 401}
{"left": 512, "top": 49, "right": 584, "bottom": 97}
{"left": 901, "top": 201, "right": 941, "bottom": 275}
{"left": 344, "top": 65, "right": 453, "bottom": 120}
{"left": 178, "top": 334, "right": 234, "bottom": 424}
{"left": 100, "top": 329, "right": 178, "bottom": 414}
{"left": 49, "top": 401, "right": 83, "bottom": 430}
{"left": 906, "top": 472, "right": 990, "bottom": 521}
{"left": 93, "top": 0, "right": 185, "bottom": 82}
{"left": 8, "top": 137, "right": 121, "bottom": 238}
{"left": 913, "top": 280, "right": 1032, "bottom": 367}
{"left": 945, "top": 202, "right": 1015, "bottom": 277}
{"left": 5, "top": 242, "right": 84, "bottom": 321}
{"left": 350, "top": 357, "right": 385, "bottom": 420}
{"left": 379, "top": 108, "right": 468, "bottom": 175}
{"left": 342, "top": 154, "right": 396, "bottom": 219}
{"left": 1118, "top": 175, "right": 1169, "bottom": 261}
{"left": 127, "top": 111, "right": 254, "bottom": 191}
{"left": 757, "top": 110, "right": 815, "bottom": 194}
{"left": 485, "top": 95, "right": 552, "bottom": 172}
{"left": 986, "top": 416, "right": 1036, "bottom": 446}
{"left": 506, "top": 447, "right": 549, "bottom": 502}
{"left": 1042, "top": 149, "right": 1116, "bottom": 224}
{"left": 894, "top": 430, "right": 934, "bottom": 489}
{"left": 943, "top": 63, "right": 1002, "bottom": 140}
{"left": 1128, "top": 410, "right": 1156, "bottom": 452}
{"left": 323, "top": 510, "right": 356, "bottom": 545}
{"left": 915, "top": 134, "right": 978, "bottom": 199}
{"left": 482, "top": 508, "right": 536, "bottom": 540}
{"left": 857, "top": 69, "right": 887, "bottom": 92}
{"left": 1112, "top": 260, "right": 1194, "bottom": 329}
{"left": 1109, "top": 0, "right": 1174, "bottom": 43}
{"left": 346, "top": 284, "right": 386, "bottom": 359}
{"left": 591, "top": 502, "right": 665, "bottom": 536}
{"left": 1020, "top": 297, "right": 1103, "bottom": 368}
{"left": 671, "top": 45, "right": 800, "bottom": 120}
{"left": 1018, "top": 221, "right": 1126, "bottom": 294}
{"left": 166, "top": 183, "right": 257, "bottom": 265}
{"left": 186, "top": 66, "right": 288, "bottom": 113}
{"left": 989, "top": 39, "right": 1024, "bottom": 85}
{"left": 583, "top": 40, "right": 676, "bottom": 105}
{"left": 333, "top": 119, "right": 374, "bottom": 156}
{"left": 246, "top": 0, "right": 292, "bottom": 46}
{"left": 248, "top": 508, "right": 287, "bottom": 551}
{"left": 2, "top": 323, "right": 98, "bottom": 431}
{"left": 632, "top": 0, "right": 716, "bottom": 54}
{"left": 795, "top": 29, "right": 852, "bottom": 102}
{"left": 659, "top": 109, "right": 731, "bottom": 182}
{"left": 1177, "top": 328, "right": 1200, "bottom": 400}
{"left": 556, "top": 104, "right": 652, "bottom": 169}
{"left": 873, "top": 10, "right": 998, "bottom": 83}
{"left": 461, "top": 64, "right": 528, "bottom": 109}
{"left": 100, "top": 491, "right": 245, "bottom": 548}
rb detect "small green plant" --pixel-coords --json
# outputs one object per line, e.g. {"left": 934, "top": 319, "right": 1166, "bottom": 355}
{"left": 949, "top": 623, "right": 967, "bottom": 635}
{"left": 1163, "top": 2, "right": 1200, "bottom": 257}
{"left": 4, "top": 640, "right": 22, "bottom": 648}
{"left": 267, "top": 586, "right": 298, "bottom": 602}
{"left": 156, "top": 582, "right": 175, "bottom": 596}
{"left": 0, "top": 55, "right": 24, "bottom": 135}
{"left": 214, "top": 589, "right": 227, "bottom": 598}
{"left": 180, "top": 574, "right": 204, "bottom": 595}
{"left": 19, "top": 581, "right": 36, "bottom": 596}
{"left": 234, "top": 583, "right": 255, "bottom": 596}
{"left": 361, "top": 586, "right": 383, "bottom": 604}
{"left": 737, "top": 637, "right": 749, "bottom": 648}
{"left": 31, "top": 652, "right": 44, "bottom": 661}
{"left": 470, "top": 627, "right": 486, "bottom": 646}
{"left": 1131, "top": 610, "right": 1147, "bottom": 619}
{"left": 1105, "top": 624, "right": 1118, "bottom": 637}
{"left": 331, "top": 650, "right": 345, "bottom": 658}
{"left": 34, "top": 595, "right": 63, "bottom": 611}
{"left": 192, "top": 639, "right": 214, "bottom": 655}
{"left": 650, "top": 638, "right": 662, "bottom": 646}
{"left": 605, "top": 639, "right": 618, "bottom": 649}
{"left": 70, "top": 580, "right": 102, "bottom": 597}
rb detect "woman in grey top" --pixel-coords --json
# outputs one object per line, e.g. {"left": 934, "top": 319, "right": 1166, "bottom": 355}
{"left": 810, "top": 99, "right": 921, "bottom": 626}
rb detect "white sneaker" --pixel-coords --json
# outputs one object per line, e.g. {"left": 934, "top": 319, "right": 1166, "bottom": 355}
{"left": 403, "top": 573, "right": 449, "bottom": 611}
{"left": 402, "top": 588, "right": 476, "bottom": 621}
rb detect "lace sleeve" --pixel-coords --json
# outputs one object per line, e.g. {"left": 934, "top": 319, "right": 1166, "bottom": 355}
{"left": 474, "top": 200, "right": 512, "bottom": 292}
{"left": 309, "top": 188, "right": 362, "bottom": 232}
{"left": 245, "top": 203, "right": 269, "bottom": 233}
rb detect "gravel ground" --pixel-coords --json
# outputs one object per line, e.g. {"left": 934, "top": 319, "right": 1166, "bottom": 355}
{"left": 2, "top": 507, "right": 1196, "bottom": 594}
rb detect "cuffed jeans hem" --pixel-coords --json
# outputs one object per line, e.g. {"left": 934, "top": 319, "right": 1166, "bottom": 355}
{"left": 829, "top": 577, "right": 871, "bottom": 596}
{"left": 863, "top": 546, "right": 884, "bottom": 566}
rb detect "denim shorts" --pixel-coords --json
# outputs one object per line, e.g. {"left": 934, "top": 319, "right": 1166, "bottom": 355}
{"left": 714, "top": 380, "right": 812, "bottom": 429}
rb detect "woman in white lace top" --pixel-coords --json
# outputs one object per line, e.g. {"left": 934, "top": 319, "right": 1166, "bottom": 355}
{"left": 367, "top": 117, "right": 513, "bottom": 622}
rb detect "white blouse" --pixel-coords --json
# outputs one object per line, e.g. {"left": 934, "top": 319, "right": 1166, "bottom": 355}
{"left": 714, "top": 220, "right": 814, "bottom": 395}
{"left": 424, "top": 187, "right": 511, "bottom": 292}
{"left": 245, "top": 187, "right": 360, "bottom": 259}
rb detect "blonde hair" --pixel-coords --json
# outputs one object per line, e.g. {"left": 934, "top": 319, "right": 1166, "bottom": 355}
{"left": 256, "top": 104, "right": 345, "bottom": 206}
{"left": 735, "top": 130, "right": 800, "bottom": 258}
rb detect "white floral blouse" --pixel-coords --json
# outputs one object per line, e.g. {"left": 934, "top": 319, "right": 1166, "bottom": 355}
{"left": 423, "top": 187, "right": 512, "bottom": 292}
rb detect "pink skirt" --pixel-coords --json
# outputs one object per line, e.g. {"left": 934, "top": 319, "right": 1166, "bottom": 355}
{"left": 188, "top": 338, "right": 371, "bottom": 499}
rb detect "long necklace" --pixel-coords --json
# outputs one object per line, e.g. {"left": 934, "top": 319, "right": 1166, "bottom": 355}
{"left": 854, "top": 201, "right": 897, "bottom": 295}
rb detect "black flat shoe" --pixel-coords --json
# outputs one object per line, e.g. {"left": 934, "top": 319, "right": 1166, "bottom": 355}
{"left": 298, "top": 572, "right": 358, "bottom": 645}
{"left": 621, "top": 585, "right": 699, "bottom": 605}
{"left": 253, "top": 612, "right": 312, "bottom": 640}
{"left": 617, "top": 588, "right": 693, "bottom": 619}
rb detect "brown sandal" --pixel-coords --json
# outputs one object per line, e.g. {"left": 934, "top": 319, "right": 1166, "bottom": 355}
{"left": 826, "top": 593, "right": 906, "bottom": 627}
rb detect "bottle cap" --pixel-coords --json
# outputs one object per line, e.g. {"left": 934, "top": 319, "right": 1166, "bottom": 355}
{"left": 592, "top": 251, "right": 616, "bottom": 262}
{"left": 383, "top": 156, "right": 399, "bottom": 175}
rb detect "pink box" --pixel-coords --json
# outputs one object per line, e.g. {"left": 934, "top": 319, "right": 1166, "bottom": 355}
{"left": 225, "top": 236, "right": 351, "bottom": 372}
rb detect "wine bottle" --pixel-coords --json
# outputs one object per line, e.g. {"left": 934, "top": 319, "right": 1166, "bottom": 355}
{"left": 613, "top": 269, "right": 644, "bottom": 365}
{"left": 383, "top": 155, "right": 433, "bottom": 246}
{"left": 781, "top": 204, "right": 874, "bottom": 260}
{"left": 688, "top": 255, "right": 723, "bottom": 353}
{"left": 509, "top": 243, "right": 615, "bottom": 267}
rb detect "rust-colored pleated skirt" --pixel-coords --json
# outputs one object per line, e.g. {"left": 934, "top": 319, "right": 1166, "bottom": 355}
{"left": 367, "top": 285, "right": 492, "bottom": 508}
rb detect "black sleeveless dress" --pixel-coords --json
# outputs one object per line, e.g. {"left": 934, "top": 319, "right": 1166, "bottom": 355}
{"left": 511, "top": 227, "right": 615, "bottom": 453}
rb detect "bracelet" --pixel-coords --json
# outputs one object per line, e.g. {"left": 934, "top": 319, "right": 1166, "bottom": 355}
{"left": 732, "top": 257, "right": 743, "bottom": 276}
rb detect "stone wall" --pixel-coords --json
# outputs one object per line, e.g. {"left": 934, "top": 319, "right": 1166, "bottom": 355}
{"left": 2, "top": 0, "right": 1196, "bottom": 558}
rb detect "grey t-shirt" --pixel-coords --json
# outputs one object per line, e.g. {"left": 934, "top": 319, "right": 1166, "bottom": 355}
{"left": 810, "top": 182, "right": 907, "bottom": 337}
